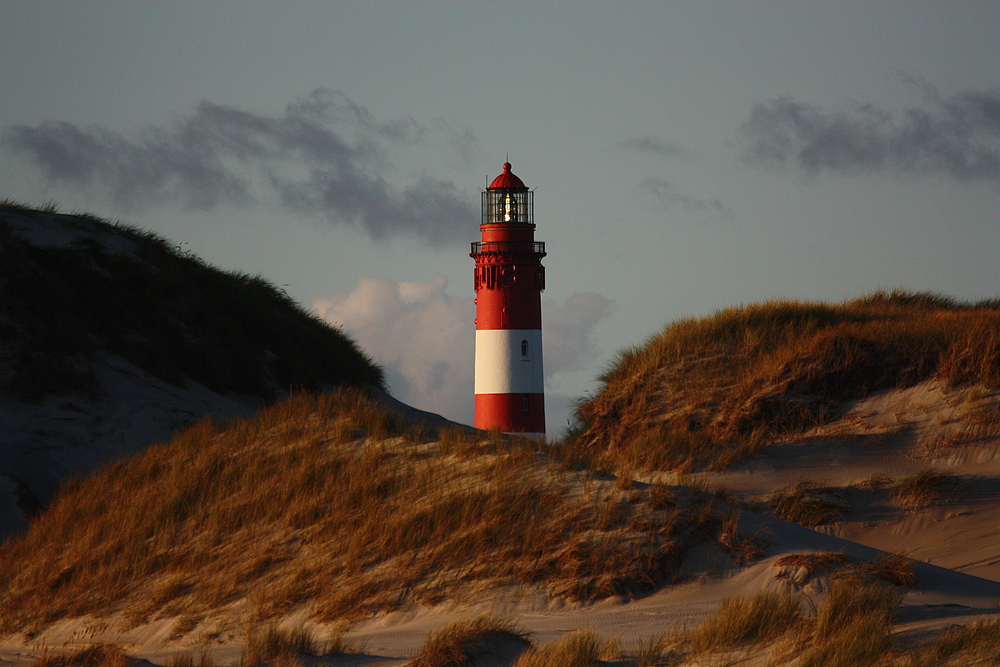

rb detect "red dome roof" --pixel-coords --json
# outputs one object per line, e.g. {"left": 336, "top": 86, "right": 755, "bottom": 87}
{"left": 488, "top": 162, "right": 527, "bottom": 190}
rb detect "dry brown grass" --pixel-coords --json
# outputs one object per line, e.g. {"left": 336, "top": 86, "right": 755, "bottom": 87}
{"left": 165, "top": 652, "right": 214, "bottom": 667}
{"left": 0, "top": 389, "right": 707, "bottom": 635}
{"left": 773, "top": 551, "right": 916, "bottom": 589}
{"left": 930, "top": 619, "right": 1000, "bottom": 665}
{"left": 511, "top": 630, "right": 614, "bottom": 667}
{"left": 798, "top": 581, "right": 900, "bottom": 666}
{"left": 240, "top": 624, "right": 321, "bottom": 666}
{"left": 890, "top": 469, "right": 951, "bottom": 510}
{"left": 410, "top": 615, "right": 530, "bottom": 667}
{"left": 30, "top": 645, "right": 129, "bottom": 667}
{"left": 767, "top": 482, "right": 849, "bottom": 527}
{"left": 689, "top": 591, "right": 803, "bottom": 654}
{"left": 568, "top": 291, "right": 1000, "bottom": 473}
{"left": 773, "top": 552, "right": 851, "bottom": 585}
{"left": 857, "top": 553, "right": 917, "bottom": 588}
{"left": 625, "top": 632, "right": 683, "bottom": 667}
{"left": 717, "top": 511, "right": 766, "bottom": 564}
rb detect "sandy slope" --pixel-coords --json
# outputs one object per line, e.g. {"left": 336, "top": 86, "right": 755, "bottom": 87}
{"left": 2, "top": 512, "right": 998, "bottom": 666}
{"left": 691, "top": 381, "right": 1000, "bottom": 582}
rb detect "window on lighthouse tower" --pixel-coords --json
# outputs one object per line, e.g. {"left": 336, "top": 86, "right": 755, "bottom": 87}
{"left": 521, "top": 339, "right": 529, "bottom": 359}
{"left": 504, "top": 194, "right": 517, "bottom": 222}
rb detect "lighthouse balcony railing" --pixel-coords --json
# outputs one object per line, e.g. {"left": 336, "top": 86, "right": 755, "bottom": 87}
{"left": 470, "top": 241, "right": 546, "bottom": 255}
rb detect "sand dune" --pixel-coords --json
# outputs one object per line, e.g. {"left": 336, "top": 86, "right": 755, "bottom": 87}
{"left": 2, "top": 383, "right": 998, "bottom": 666}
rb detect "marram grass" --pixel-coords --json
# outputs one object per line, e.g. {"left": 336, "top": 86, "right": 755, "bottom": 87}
{"left": 569, "top": 290, "right": 1000, "bottom": 473}
{"left": 0, "top": 389, "right": 702, "bottom": 635}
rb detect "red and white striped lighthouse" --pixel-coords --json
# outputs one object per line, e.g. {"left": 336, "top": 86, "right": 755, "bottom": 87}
{"left": 470, "top": 162, "right": 546, "bottom": 438}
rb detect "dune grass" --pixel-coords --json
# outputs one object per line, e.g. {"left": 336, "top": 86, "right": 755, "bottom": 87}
{"left": 0, "top": 389, "right": 706, "bottom": 635}
{"left": 683, "top": 581, "right": 903, "bottom": 665}
{"left": 0, "top": 203, "right": 383, "bottom": 402}
{"left": 890, "top": 469, "right": 951, "bottom": 510}
{"left": 797, "top": 582, "right": 900, "bottom": 667}
{"left": 773, "top": 551, "right": 916, "bottom": 590}
{"left": 929, "top": 619, "right": 1000, "bottom": 665}
{"left": 511, "top": 630, "right": 614, "bottom": 667}
{"left": 567, "top": 291, "right": 1000, "bottom": 473}
{"left": 240, "top": 624, "right": 321, "bottom": 666}
{"left": 29, "top": 645, "right": 129, "bottom": 667}
{"left": 410, "top": 615, "right": 530, "bottom": 667}
{"left": 689, "top": 591, "right": 803, "bottom": 654}
{"left": 166, "top": 652, "right": 214, "bottom": 667}
{"left": 767, "top": 481, "right": 850, "bottom": 527}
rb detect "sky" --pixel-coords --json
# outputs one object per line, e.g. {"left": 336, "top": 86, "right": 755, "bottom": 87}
{"left": 1, "top": 2, "right": 997, "bottom": 436}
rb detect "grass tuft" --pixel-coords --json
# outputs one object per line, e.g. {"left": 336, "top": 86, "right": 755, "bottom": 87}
{"left": 890, "top": 469, "right": 950, "bottom": 510}
{"left": 512, "top": 629, "right": 613, "bottom": 667}
{"left": 241, "top": 624, "right": 320, "bottom": 666}
{"left": 932, "top": 619, "right": 1000, "bottom": 663}
{"left": 30, "top": 645, "right": 128, "bottom": 667}
{"left": 689, "top": 592, "right": 802, "bottom": 654}
{"left": 717, "top": 511, "right": 766, "bottom": 564}
{"left": 410, "top": 615, "right": 531, "bottom": 667}
{"left": 799, "top": 581, "right": 899, "bottom": 666}
{"left": 858, "top": 553, "right": 917, "bottom": 588}
{"left": 767, "top": 482, "right": 849, "bottom": 527}
{"left": 773, "top": 551, "right": 850, "bottom": 585}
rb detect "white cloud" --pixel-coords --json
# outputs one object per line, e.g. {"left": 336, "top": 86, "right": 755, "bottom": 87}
{"left": 314, "top": 275, "right": 475, "bottom": 422}
{"left": 313, "top": 276, "right": 614, "bottom": 431}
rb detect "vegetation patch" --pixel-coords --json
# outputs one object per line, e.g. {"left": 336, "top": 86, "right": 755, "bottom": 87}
{"left": 241, "top": 624, "right": 322, "bottom": 666}
{"left": 717, "top": 511, "right": 766, "bottom": 564}
{"left": 29, "top": 645, "right": 129, "bottom": 667}
{"left": 767, "top": 481, "right": 849, "bottom": 527}
{"left": 511, "top": 630, "right": 613, "bottom": 667}
{"left": 890, "top": 468, "right": 952, "bottom": 510}
{"left": 689, "top": 591, "right": 803, "bottom": 654}
{"left": 773, "top": 551, "right": 851, "bottom": 585}
{"left": 0, "top": 203, "right": 383, "bottom": 403}
{"left": 0, "top": 390, "right": 710, "bottom": 634}
{"left": 931, "top": 619, "right": 1000, "bottom": 665}
{"left": 567, "top": 291, "right": 1000, "bottom": 473}
{"left": 774, "top": 552, "right": 916, "bottom": 589}
{"left": 410, "top": 616, "right": 530, "bottom": 667}
{"left": 798, "top": 582, "right": 900, "bottom": 667}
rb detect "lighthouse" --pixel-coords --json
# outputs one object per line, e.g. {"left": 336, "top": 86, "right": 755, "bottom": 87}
{"left": 470, "top": 162, "right": 546, "bottom": 438}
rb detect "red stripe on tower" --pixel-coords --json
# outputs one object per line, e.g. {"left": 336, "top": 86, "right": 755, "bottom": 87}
{"left": 470, "top": 162, "right": 546, "bottom": 438}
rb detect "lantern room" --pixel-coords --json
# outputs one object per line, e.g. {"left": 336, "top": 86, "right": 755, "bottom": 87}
{"left": 482, "top": 162, "right": 534, "bottom": 226}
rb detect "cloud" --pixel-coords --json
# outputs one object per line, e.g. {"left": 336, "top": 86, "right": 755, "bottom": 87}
{"left": 313, "top": 276, "right": 614, "bottom": 426}
{"left": 639, "top": 177, "right": 733, "bottom": 219}
{"left": 2, "top": 89, "right": 478, "bottom": 245}
{"left": 620, "top": 135, "right": 689, "bottom": 160}
{"left": 543, "top": 292, "right": 617, "bottom": 374}
{"left": 739, "top": 86, "right": 1000, "bottom": 181}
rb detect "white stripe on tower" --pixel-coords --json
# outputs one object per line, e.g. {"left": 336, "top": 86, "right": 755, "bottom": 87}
{"left": 474, "top": 329, "right": 544, "bottom": 394}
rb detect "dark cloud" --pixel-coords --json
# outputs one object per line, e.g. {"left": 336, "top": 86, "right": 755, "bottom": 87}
{"left": 3, "top": 89, "right": 477, "bottom": 245}
{"left": 739, "top": 86, "right": 1000, "bottom": 181}
{"left": 640, "top": 177, "right": 733, "bottom": 219}
{"left": 620, "top": 135, "right": 688, "bottom": 160}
